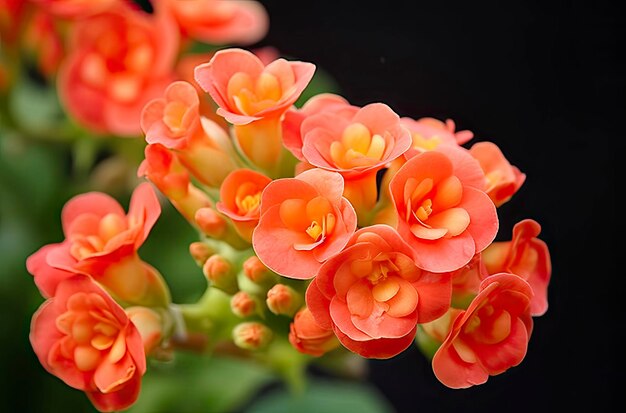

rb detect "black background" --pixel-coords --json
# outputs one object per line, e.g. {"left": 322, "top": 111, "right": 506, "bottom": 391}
{"left": 254, "top": 1, "right": 621, "bottom": 412}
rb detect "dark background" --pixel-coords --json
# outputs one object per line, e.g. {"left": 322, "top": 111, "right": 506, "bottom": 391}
{"left": 1, "top": 1, "right": 620, "bottom": 412}
{"left": 255, "top": 1, "right": 620, "bottom": 412}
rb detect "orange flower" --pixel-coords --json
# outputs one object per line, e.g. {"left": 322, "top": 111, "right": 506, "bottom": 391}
{"left": 306, "top": 225, "right": 452, "bottom": 359}
{"left": 31, "top": 0, "right": 120, "bottom": 18}
{"left": 481, "top": 219, "right": 551, "bottom": 316}
{"left": 289, "top": 307, "right": 339, "bottom": 357}
{"left": 282, "top": 93, "right": 357, "bottom": 160}
{"left": 30, "top": 275, "right": 146, "bottom": 412}
{"left": 161, "top": 0, "right": 268, "bottom": 46}
{"left": 469, "top": 141, "right": 526, "bottom": 207}
{"left": 432, "top": 273, "right": 533, "bottom": 388}
{"left": 58, "top": 5, "right": 178, "bottom": 136}
{"left": 401, "top": 117, "right": 473, "bottom": 156}
{"left": 194, "top": 48, "right": 315, "bottom": 125}
{"left": 216, "top": 168, "right": 271, "bottom": 241}
{"left": 26, "top": 183, "right": 169, "bottom": 306}
{"left": 252, "top": 168, "right": 357, "bottom": 280}
{"left": 300, "top": 103, "right": 411, "bottom": 179}
{"left": 389, "top": 147, "right": 498, "bottom": 273}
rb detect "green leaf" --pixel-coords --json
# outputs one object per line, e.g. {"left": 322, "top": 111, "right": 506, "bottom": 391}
{"left": 245, "top": 379, "right": 395, "bottom": 413}
{"left": 128, "top": 353, "right": 276, "bottom": 413}
{"left": 8, "top": 73, "right": 64, "bottom": 136}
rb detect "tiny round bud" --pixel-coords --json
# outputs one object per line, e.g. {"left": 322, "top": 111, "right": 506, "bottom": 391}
{"left": 242, "top": 255, "right": 275, "bottom": 284}
{"left": 195, "top": 207, "right": 227, "bottom": 237}
{"left": 266, "top": 284, "right": 302, "bottom": 317}
{"left": 189, "top": 241, "right": 213, "bottom": 266}
{"left": 232, "top": 322, "right": 273, "bottom": 350}
{"left": 203, "top": 255, "right": 237, "bottom": 294}
{"left": 230, "top": 291, "right": 257, "bottom": 318}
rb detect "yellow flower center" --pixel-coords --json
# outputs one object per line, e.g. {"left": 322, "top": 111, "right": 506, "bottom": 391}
{"left": 227, "top": 71, "right": 282, "bottom": 115}
{"left": 329, "top": 122, "right": 387, "bottom": 169}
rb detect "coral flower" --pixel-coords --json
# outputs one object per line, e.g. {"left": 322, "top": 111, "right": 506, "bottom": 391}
{"left": 252, "top": 168, "right": 357, "bottom": 280}
{"left": 141, "top": 80, "right": 239, "bottom": 187}
{"left": 58, "top": 6, "right": 178, "bottom": 136}
{"left": 216, "top": 168, "right": 271, "bottom": 241}
{"left": 432, "top": 273, "right": 533, "bottom": 388}
{"left": 162, "top": 0, "right": 268, "bottom": 46}
{"left": 389, "top": 147, "right": 498, "bottom": 273}
{"left": 194, "top": 48, "right": 315, "bottom": 125}
{"left": 26, "top": 183, "right": 166, "bottom": 305}
{"left": 481, "top": 219, "right": 551, "bottom": 316}
{"left": 401, "top": 117, "right": 473, "bottom": 156}
{"left": 469, "top": 141, "right": 526, "bottom": 207}
{"left": 30, "top": 275, "right": 146, "bottom": 412}
{"left": 299, "top": 103, "right": 411, "bottom": 179}
{"left": 306, "top": 225, "right": 452, "bottom": 359}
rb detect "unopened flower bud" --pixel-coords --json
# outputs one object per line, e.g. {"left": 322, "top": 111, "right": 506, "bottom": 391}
{"left": 242, "top": 255, "right": 275, "bottom": 284}
{"left": 195, "top": 207, "right": 227, "bottom": 237}
{"left": 126, "top": 306, "right": 163, "bottom": 355}
{"left": 289, "top": 307, "right": 339, "bottom": 357}
{"left": 266, "top": 284, "right": 302, "bottom": 317}
{"left": 189, "top": 241, "right": 214, "bottom": 266}
{"left": 203, "top": 255, "right": 237, "bottom": 294}
{"left": 230, "top": 291, "right": 257, "bottom": 318}
{"left": 232, "top": 322, "right": 273, "bottom": 350}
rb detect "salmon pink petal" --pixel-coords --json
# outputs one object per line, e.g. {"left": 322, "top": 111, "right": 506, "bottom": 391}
{"left": 253, "top": 205, "right": 323, "bottom": 279}
{"left": 436, "top": 145, "right": 486, "bottom": 190}
{"left": 334, "top": 326, "right": 416, "bottom": 359}
{"left": 472, "top": 317, "right": 530, "bottom": 374}
{"left": 93, "top": 353, "right": 136, "bottom": 393}
{"left": 62, "top": 193, "right": 125, "bottom": 236}
{"left": 140, "top": 98, "right": 166, "bottom": 134}
{"left": 301, "top": 112, "right": 351, "bottom": 140}
{"left": 312, "top": 201, "right": 357, "bottom": 263}
{"left": 345, "top": 281, "right": 375, "bottom": 318}
{"left": 88, "top": 370, "right": 141, "bottom": 412}
{"left": 259, "top": 179, "right": 318, "bottom": 214}
{"left": 413, "top": 272, "right": 453, "bottom": 323}
{"left": 427, "top": 208, "right": 470, "bottom": 237}
{"left": 412, "top": 231, "right": 476, "bottom": 273}
{"left": 329, "top": 298, "right": 371, "bottom": 341}
{"left": 27, "top": 244, "right": 73, "bottom": 298}
{"left": 194, "top": 48, "right": 264, "bottom": 111}
{"left": 296, "top": 166, "right": 346, "bottom": 206}
{"left": 306, "top": 280, "right": 333, "bottom": 329}
{"left": 459, "top": 187, "right": 498, "bottom": 253}
{"left": 128, "top": 182, "right": 161, "bottom": 247}
{"left": 282, "top": 109, "right": 307, "bottom": 160}
{"left": 432, "top": 339, "right": 489, "bottom": 389}
{"left": 352, "top": 302, "right": 418, "bottom": 339}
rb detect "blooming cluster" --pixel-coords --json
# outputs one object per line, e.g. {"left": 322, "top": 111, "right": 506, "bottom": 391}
{"left": 17, "top": 3, "right": 552, "bottom": 411}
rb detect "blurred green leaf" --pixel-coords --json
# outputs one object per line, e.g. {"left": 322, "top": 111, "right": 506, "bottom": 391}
{"left": 128, "top": 353, "right": 276, "bottom": 413}
{"left": 245, "top": 378, "right": 395, "bottom": 413}
{"left": 8, "top": 73, "right": 64, "bottom": 136}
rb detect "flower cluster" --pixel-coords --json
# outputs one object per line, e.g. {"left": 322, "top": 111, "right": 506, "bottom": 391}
{"left": 17, "top": 3, "right": 552, "bottom": 411}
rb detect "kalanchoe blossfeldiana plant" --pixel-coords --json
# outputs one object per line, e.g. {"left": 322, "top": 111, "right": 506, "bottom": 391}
{"left": 22, "top": 11, "right": 552, "bottom": 410}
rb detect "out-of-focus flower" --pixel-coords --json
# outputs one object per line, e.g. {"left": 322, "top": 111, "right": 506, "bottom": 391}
{"left": 306, "top": 224, "right": 452, "bottom": 358}
{"left": 482, "top": 219, "right": 551, "bottom": 316}
{"left": 252, "top": 168, "right": 357, "bottom": 280}
{"left": 389, "top": 146, "right": 498, "bottom": 273}
{"left": 216, "top": 168, "right": 271, "bottom": 242}
{"left": 289, "top": 307, "right": 339, "bottom": 357}
{"left": 30, "top": 0, "right": 120, "bottom": 18}
{"left": 125, "top": 306, "right": 163, "bottom": 355}
{"left": 58, "top": 5, "right": 178, "bottom": 136}
{"left": 30, "top": 275, "right": 146, "bottom": 412}
{"left": 432, "top": 273, "right": 533, "bottom": 388}
{"left": 22, "top": 9, "right": 64, "bottom": 77}
{"left": 469, "top": 141, "right": 526, "bottom": 207}
{"left": 160, "top": 0, "right": 269, "bottom": 46}
{"left": 232, "top": 321, "right": 272, "bottom": 350}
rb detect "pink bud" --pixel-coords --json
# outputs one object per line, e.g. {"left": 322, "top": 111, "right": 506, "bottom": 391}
{"left": 195, "top": 207, "right": 227, "bottom": 237}
{"left": 189, "top": 241, "right": 214, "bottom": 266}
{"left": 242, "top": 255, "right": 275, "bottom": 284}
{"left": 203, "top": 255, "right": 237, "bottom": 293}
{"left": 232, "top": 322, "right": 272, "bottom": 350}
{"left": 230, "top": 291, "right": 257, "bottom": 318}
{"left": 266, "top": 284, "right": 302, "bottom": 317}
